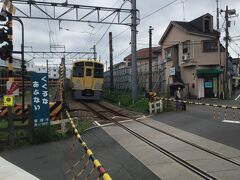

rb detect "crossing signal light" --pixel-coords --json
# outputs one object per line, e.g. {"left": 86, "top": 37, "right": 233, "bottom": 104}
{"left": 0, "top": 10, "right": 10, "bottom": 61}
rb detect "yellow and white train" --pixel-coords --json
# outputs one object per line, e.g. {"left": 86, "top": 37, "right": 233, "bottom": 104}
{"left": 70, "top": 60, "right": 104, "bottom": 100}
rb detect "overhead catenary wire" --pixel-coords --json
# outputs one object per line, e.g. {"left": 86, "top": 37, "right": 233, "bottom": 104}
{"left": 141, "top": 0, "right": 179, "bottom": 21}
{"left": 113, "top": 45, "right": 131, "bottom": 60}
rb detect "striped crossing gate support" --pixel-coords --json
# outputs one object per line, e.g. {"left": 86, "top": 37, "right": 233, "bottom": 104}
{"left": 0, "top": 106, "right": 8, "bottom": 117}
{"left": 0, "top": 104, "right": 28, "bottom": 117}
{"left": 50, "top": 101, "right": 63, "bottom": 121}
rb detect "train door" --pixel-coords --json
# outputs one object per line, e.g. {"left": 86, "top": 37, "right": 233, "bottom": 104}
{"left": 84, "top": 62, "right": 93, "bottom": 90}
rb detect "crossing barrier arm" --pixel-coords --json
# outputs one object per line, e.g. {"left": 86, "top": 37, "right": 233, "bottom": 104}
{"left": 65, "top": 109, "right": 112, "bottom": 180}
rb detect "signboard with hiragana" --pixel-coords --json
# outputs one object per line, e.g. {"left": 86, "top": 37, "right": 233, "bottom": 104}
{"left": 31, "top": 73, "right": 50, "bottom": 127}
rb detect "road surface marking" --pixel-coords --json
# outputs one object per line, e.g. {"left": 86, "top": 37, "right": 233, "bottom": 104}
{"left": 94, "top": 121, "right": 101, "bottom": 127}
{"left": 222, "top": 120, "right": 240, "bottom": 124}
{"left": 235, "top": 94, "right": 240, "bottom": 101}
{"left": 136, "top": 115, "right": 152, "bottom": 120}
{"left": 0, "top": 157, "right": 39, "bottom": 180}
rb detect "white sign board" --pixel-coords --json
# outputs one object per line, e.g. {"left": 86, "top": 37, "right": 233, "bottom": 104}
{"left": 198, "top": 78, "right": 205, "bottom": 98}
{"left": 7, "top": 81, "right": 19, "bottom": 96}
{"left": 169, "top": 67, "right": 175, "bottom": 76}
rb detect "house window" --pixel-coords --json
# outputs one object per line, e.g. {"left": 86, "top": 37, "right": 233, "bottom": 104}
{"left": 182, "top": 41, "right": 190, "bottom": 54}
{"left": 203, "top": 41, "right": 218, "bottom": 52}
{"left": 204, "top": 19, "right": 210, "bottom": 31}
{"left": 165, "top": 48, "right": 172, "bottom": 60}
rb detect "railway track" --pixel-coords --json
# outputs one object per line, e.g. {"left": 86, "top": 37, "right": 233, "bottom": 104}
{"left": 67, "top": 101, "right": 240, "bottom": 179}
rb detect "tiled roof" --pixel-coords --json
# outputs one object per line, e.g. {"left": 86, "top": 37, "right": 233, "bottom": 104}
{"left": 124, "top": 46, "right": 161, "bottom": 61}
{"left": 173, "top": 21, "right": 220, "bottom": 37}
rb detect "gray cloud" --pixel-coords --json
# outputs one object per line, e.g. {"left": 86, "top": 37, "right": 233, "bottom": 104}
{"left": 1, "top": 0, "right": 240, "bottom": 66}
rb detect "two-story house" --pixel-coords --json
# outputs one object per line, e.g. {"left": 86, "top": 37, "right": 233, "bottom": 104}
{"left": 159, "top": 13, "right": 225, "bottom": 98}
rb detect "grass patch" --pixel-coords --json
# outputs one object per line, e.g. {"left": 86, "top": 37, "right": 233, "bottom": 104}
{"left": 103, "top": 91, "right": 175, "bottom": 113}
{"left": 103, "top": 91, "right": 149, "bottom": 113}
{"left": 32, "top": 125, "right": 66, "bottom": 144}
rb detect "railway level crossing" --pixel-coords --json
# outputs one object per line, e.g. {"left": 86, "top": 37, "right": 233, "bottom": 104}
{"left": 1, "top": 0, "right": 240, "bottom": 179}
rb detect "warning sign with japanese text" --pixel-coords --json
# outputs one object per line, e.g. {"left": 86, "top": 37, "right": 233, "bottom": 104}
{"left": 31, "top": 73, "right": 50, "bottom": 127}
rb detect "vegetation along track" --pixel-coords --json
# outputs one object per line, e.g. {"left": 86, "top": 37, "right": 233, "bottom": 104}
{"left": 73, "top": 101, "right": 218, "bottom": 180}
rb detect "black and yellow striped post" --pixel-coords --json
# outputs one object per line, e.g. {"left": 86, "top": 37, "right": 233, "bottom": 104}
{"left": 232, "top": 106, "right": 237, "bottom": 121}
{"left": 7, "top": 9, "right": 14, "bottom": 146}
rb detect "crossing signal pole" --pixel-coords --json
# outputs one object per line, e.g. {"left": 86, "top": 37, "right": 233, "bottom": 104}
{"left": 0, "top": 8, "right": 14, "bottom": 145}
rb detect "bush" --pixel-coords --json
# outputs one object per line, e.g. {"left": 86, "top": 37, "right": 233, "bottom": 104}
{"left": 32, "top": 125, "right": 63, "bottom": 144}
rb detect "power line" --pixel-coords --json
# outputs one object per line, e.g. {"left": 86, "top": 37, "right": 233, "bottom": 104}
{"left": 95, "top": 1, "right": 127, "bottom": 46}
{"left": 114, "top": 45, "right": 131, "bottom": 60}
{"left": 229, "top": 44, "right": 239, "bottom": 56}
{"left": 141, "top": 0, "right": 179, "bottom": 20}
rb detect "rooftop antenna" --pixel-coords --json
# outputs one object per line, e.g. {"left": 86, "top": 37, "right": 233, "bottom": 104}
{"left": 181, "top": 1, "right": 186, "bottom": 21}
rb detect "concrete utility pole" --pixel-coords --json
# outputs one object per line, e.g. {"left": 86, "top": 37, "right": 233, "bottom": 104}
{"left": 225, "top": 6, "right": 229, "bottom": 98}
{"left": 61, "top": 56, "right": 66, "bottom": 103}
{"left": 216, "top": 0, "right": 219, "bottom": 30}
{"left": 221, "top": 6, "right": 236, "bottom": 98}
{"left": 93, "top": 45, "right": 97, "bottom": 60}
{"left": 149, "top": 26, "right": 154, "bottom": 92}
{"left": 131, "top": 0, "right": 137, "bottom": 103}
{"left": 109, "top": 32, "right": 114, "bottom": 93}
{"left": 46, "top": 59, "right": 49, "bottom": 76}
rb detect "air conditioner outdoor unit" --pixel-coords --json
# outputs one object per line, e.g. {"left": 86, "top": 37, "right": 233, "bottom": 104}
{"left": 182, "top": 53, "right": 189, "bottom": 61}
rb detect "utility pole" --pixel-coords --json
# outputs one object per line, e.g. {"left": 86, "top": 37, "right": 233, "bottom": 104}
{"left": 93, "top": 45, "right": 97, "bottom": 60}
{"left": 105, "top": 60, "right": 108, "bottom": 72}
{"left": 225, "top": 5, "right": 229, "bottom": 99}
{"left": 221, "top": 6, "right": 236, "bottom": 99}
{"left": 149, "top": 26, "right": 154, "bottom": 92}
{"left": 131, "top": 0, "right": 137, "bottom": 103}
{"left": 109, "top": 32, "right": 114, "bottom": 93}
{"left": 216, "top": 0, "right": 219, "bottom": 30}
{"left": 46, "top": 59, "right": 49, "bottom": 76}
{"left": 61, "top": 56, "right": 66, "bottom": 103}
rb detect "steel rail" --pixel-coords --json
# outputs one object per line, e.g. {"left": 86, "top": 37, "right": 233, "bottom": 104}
{"left": 79, "top": 102, "right": 217, "bottom": 180}
{"left": 97, "top": 102, "right": 240, "bottom": 167}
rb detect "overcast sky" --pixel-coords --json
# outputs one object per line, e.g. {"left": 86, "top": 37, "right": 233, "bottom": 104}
{"left": 1, "top": 0, "right": 240, "bottom": 67}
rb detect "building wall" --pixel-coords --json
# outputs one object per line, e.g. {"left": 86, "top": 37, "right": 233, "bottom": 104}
{"left": 161, "top": 25, "right": 224, "bottom": 97}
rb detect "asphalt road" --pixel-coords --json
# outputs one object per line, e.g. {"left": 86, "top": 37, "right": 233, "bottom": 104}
{"left": 0, "top": 128, "right": 159, "bottom": 180}
{"left": 152, "top": 102, "right": 240, "bottom": 150}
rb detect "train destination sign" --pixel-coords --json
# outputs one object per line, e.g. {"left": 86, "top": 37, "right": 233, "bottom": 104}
{"left": 31, "top": 73, "right": 50, "bottom": 127}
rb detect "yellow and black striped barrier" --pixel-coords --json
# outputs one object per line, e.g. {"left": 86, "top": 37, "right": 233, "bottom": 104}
{"left": 49, "top": 101, "right": 62, "bottom": 121}
{"left": 65, "top": 110, "right": 112, "bottom": 180}
{"left": 155, "top": 97, "right": 240, "bottom": 110}
{"left": 152, "top": 97, "right": 240, "bottom": 121}
{"left": 1, "top": 101, "right": 62, "bottom": 120}
{"left": 0, "top": 104, "right": 28, "bottom": 117}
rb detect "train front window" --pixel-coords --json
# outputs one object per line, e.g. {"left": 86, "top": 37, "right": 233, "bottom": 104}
{"left": 85, "top": 62, "right": 93, "bottom": 66}
{"left": 73, "top": 67, "right": 84, "bottom": 77}
{"left": 94, "top": 69, "right": 103, "bottom": 78}
{"left": 86, "top": 68, "right": 92, "bottom": 76}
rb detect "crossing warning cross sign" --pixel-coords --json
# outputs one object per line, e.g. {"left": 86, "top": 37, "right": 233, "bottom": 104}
{"left": 7, "top": 81, "right": 19, "bottom": 96}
